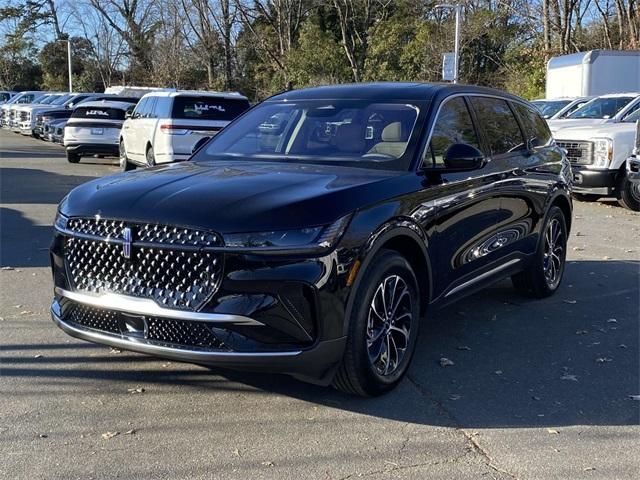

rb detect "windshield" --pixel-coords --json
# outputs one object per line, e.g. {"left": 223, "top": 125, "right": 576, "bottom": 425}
{"left": 532, "top": 100, "right": 571, "bottom": 118}
{"left": 623, "top": 107, "right": 640, "bottom": 123}
{"left": 38, "top": 95, "right": 62, "bottom": 105}
{"left": 51, "top": 94, "right": 72, "bottom": 105}
{"left": 568, "top": 96, "right": 634, "bottom": 119}
{"left": 195, "top": 100, "right": 421, "bottom": 171}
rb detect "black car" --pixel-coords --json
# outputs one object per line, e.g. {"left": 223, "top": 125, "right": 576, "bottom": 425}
{"left": 50, "top": 83, "right": 572, "bottom": 396}
{"left": 34, "top": 96, "right": 141, "bottom": 139}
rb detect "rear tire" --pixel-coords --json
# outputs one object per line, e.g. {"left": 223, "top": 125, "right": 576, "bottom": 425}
{"left": 119, "top": 141, "right": 135, "bottom": 172}
{"left": 615, "top": 173, "right": 640, "bottom": 211}
{"left": 333, "top": 249, "right": 420, "bottom": 396}
{"left": 146, "top": 145, "right": 156, "bottom": 167}
{"left": 66, "top": 151, "right": 80, "bottom": 164}
{"left": 512, "top": 206, "right": 567, "bottom": 298}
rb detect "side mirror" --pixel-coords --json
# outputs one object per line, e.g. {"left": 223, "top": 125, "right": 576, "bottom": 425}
{"left": 442, "top": 143, "right": 486, "bottom": 171}
{"left": 125, "top": 111, "right": 133, "bottom": 119}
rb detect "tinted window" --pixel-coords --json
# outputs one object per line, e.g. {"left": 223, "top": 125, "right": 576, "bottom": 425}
{"left": 171, "top": 96, "right": 250, "bottom": 121}
{"left": 513, "top": 103, "right": 552, "bottom": 148}
{"left": 133, "top": 97, "right": 149, "bottom": 118}
{"left": 424, "top": 96, "right": 480, "bottom": 167}
{"left": 470, "top": 97, "right": 525, "bottom": 156}
{"left": 568, "top": 96, "right": 634, "bottom": 119}
{"left": 197, "top": 100, "right": 420, "bottom": 170}
{"left": 146, "top": 97, "right": 158, "bottom": 118}
{"left": 71, "top": 107, "right": 127, "bottom": 120}
{"left": 0, "top": 93, "right": 11, "bottom": 102}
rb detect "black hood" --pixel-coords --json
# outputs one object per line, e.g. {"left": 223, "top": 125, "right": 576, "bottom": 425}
{"left": 60, "top": 161, "right": 417, "bottom": 232}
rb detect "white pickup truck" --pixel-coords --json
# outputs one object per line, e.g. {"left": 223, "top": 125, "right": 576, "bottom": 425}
{"left": 554, "top": 108, "right": 640, "bottom": 211}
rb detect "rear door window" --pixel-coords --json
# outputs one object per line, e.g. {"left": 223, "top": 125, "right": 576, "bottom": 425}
{"left": 171, "top": 96, "right": 250, "bottom": 121}
{"left": 470, "top": 97, "right": 526, "bottom": 156}
{"left": 512, "top": 103, "right": 552, "bottom": 149}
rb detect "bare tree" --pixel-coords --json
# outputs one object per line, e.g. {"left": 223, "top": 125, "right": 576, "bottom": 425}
{"left": 332, "top": 0, "right": 389, "bottom": 82}
{"left": 87, "top": 0, "right": 160, "bottom": 77}
{"left": 72, "top": 4, "right": 127, "bottom": 88}
{"left": 180, "top": 0, "right": 237, "bottom": 89}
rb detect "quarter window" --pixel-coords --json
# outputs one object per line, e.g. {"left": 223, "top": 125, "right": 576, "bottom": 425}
{"left": 424, "top": 96, "right": 480, "bottom": 167}
{"left": 512, "top": 103, "right": 552, "bottom": 148}
{"left": 470, "top": 97, "right": 526, "bottom": 156}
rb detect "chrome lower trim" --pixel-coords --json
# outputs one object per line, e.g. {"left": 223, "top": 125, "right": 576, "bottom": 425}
{"left": 445, "top": 258, "right": 521, "bottom": 298}
{"left": 55, "top": 287, "right": 264, "bottom": 326}
{"left": 51, "top": 306, "right": 302, "bottom": 361}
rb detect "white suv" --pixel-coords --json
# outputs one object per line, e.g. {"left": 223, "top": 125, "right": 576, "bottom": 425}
{"left": 119, "top": 90, "right": 250, "bottom": 170}
{"left": 64, "top": 100, "right": 137, "bottom": 163}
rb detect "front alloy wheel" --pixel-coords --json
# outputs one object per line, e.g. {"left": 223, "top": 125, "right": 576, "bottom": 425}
{"left": 333, "top": 249, "right": 419, "bottom": 396}
{"left": 367, "top": 275, "right": 413, "bottom": 377}
{"left": 543, "top": 217, "right": 564, "bottom": 289}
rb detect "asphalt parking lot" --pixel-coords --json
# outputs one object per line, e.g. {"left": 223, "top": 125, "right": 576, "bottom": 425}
{"left": 1, "top": 129, "right": 638, "bottom": 479}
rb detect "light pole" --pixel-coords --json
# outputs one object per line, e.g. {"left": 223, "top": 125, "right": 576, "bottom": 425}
{"left": 56, "top": 39, "right": 73, "bottom": 92}
{"left": 435, "top": 4, "right": 462, "bottom": 84}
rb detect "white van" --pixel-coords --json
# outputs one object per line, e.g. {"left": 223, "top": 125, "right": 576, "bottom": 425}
{"left": 64, "top": 100, "right": 136, "bottom": 163}
{"left": 119, "top": 90, "right": 250, "bottom": 170}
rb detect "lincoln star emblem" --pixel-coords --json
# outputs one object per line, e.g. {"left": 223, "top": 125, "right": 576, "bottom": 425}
{"left": 122, "top": 227, "right": 132, "bottom": 259}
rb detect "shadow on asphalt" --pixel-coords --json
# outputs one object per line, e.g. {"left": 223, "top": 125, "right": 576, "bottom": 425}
{"left": 3, "top": 260, "right": 638, "bottom": 428}
{"left": 0, "top": 207, "right": 54, "bottom": 267}
{"left": 0, "top": 167, "right": 96, "bottom": 204}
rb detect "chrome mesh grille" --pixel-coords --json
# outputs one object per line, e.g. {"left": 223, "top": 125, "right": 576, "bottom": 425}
{"left": 556, "top": 140, "right": 593, "bottom": 165}
{"left": 147, "top": 317, "right": 224, "bottom": 349}
{"left": 65, "top": 303, "right": 226, "bottom": 350}
{"left": 68, "top": 303, "right": 120, "bottom": 334}
{"left": 64, "top": 218, "right": 223, "bottom": 311}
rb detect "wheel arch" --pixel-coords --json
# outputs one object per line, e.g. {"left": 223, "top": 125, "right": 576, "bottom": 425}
{"left": 549, "top": 192, "right": 573, "bottom": 233}
{"left": 343, "top": 221, "right": 432, "bottom": 336}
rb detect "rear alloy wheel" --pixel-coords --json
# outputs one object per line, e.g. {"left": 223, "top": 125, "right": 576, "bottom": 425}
{"left": 146, "top": 145, "right": 156, "bottom": 167}
{"left": 333, "top": 249, "right": 420, "bottom": 396}
{"left": 66, "top": 151, "right": 80, "bottom": 164}
{"left": 512, "top": 206, "right": 567, "bottom": 298}
{"left": 616, "top": 173, "right": 640, "bottom": 211}
{"left": 119, "top": 141, "right": 135, "bottom": 172}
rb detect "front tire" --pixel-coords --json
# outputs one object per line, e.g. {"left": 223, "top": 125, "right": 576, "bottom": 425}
{"left": 66, "top": 151, "right": 80, "bottom": 164}
{"left": 616, "top": 173, "right": 640, "bottom": 211}
{"left": 512, "top": 206, "right": 567, "bottom": 298}
{"left": 333, "top": 249, "right": 420, "bottom": 396}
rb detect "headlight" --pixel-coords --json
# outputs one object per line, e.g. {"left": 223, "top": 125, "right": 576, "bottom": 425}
{"left": 54, "top": 212, "right": 68, "bottom": 231}
{"left": 223, "top": 215, "right": 350, "bottom": 252}
{"left": 593, "top": 138, "right": 613, "bottom": 168}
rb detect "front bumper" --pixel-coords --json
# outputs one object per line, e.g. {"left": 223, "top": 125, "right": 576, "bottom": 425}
{"left": 50, "top": 225, "right": 352, "bottom": 384}
{"left": 571, "top": 166, "right": 617, "bottom": 192}
{"left": 66, "top": 143, "right": 119, "bottom": 157}
{"left": 51, "top": 294, "right": 346, "bottom": 384}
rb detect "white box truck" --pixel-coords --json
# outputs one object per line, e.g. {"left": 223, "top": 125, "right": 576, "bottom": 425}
{"left": 546, "top": 50, "right": 640, "bottom": 98}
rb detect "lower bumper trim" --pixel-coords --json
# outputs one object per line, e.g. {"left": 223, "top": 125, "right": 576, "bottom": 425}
{"left": 51, "top": 305, "right": 346, "bottom": 382}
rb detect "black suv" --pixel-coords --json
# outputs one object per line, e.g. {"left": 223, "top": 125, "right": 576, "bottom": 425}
{"left": 51, "top": 83, "right": 572, "bottom": 396}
